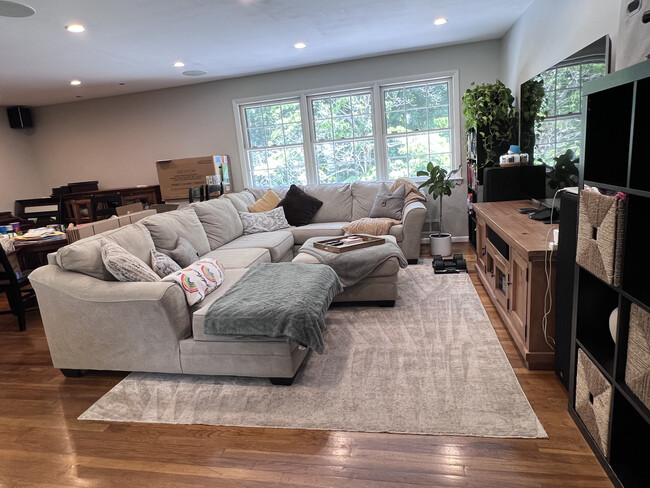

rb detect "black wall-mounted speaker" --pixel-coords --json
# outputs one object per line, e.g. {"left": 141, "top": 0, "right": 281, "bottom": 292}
{"left": 7, "top": 106, "right": 33, "bottom": 129}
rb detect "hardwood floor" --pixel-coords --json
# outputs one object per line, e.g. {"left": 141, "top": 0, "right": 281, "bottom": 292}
{"left": 0, "top": 242, "right": 612, "bottom": 488}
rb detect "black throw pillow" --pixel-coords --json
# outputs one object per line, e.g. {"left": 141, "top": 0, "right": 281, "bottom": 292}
{"left": 277, "top": 184, "right": 323, "bottom": 226}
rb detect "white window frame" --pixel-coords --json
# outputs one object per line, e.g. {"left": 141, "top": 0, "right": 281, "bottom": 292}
{"left": 233, "top": 70, "right": 461, "bottom": 188}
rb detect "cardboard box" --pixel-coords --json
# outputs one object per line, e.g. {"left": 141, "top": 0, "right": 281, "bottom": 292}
{"left": 155, "top": 155, "right": 229, "bottom": 201}
{"left": 116, "top": 202, "right": 144, "bottom": 216}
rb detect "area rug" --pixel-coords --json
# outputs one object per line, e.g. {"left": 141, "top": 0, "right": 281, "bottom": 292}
{"left": 79, "top": 263, "right": 547, "bottom": 438}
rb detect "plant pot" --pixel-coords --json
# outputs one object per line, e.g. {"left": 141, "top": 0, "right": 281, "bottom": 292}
{"left": 429, "top": 233, "right": 452, "bottom": 257}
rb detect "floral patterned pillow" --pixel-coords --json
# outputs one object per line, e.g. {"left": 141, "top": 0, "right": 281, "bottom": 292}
{"left": 150, "top": 249, "right": 181, "bottom": 278}
{"left": 239, "top": 207, "right": 290, "bottom": 235}
{"left": 100, "top": 239, "right": 160, "bottom": 282}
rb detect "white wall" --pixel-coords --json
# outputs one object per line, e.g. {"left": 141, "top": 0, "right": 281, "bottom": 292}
{"left": 0, "top": 116, "right": 43, "bottom": 213}
{"left": 500, "top": 0, "right": 620, "bottom": 93}
{"left": 29, "top": 40, "right": 502, "bottom": 238}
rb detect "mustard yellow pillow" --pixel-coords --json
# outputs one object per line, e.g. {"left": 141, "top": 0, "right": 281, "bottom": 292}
{"left": 248, "top": 189, "right": 281, "bottom": 213}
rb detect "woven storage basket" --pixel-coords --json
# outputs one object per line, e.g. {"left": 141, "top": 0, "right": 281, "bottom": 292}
{"left": 575, "top": 348, "right": 612, "bottom": 455}
{"left": 625, "top": 304, "right": 650, "bottom": 410}
{"left": 576, "top": 190, "right": 625, "bottom": 286}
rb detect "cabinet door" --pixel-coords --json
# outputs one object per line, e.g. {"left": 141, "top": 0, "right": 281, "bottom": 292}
{"left": 476, "top": 218, "right": 487, "bottom": 272}
{"left": 484, "top": 241, "right": 497, "bottom": 291}
{"left": 492, "top": 249, "right": 509, "bottom": 312}
{"left": 508, "top": 249, "right": 529, "bottom": 343}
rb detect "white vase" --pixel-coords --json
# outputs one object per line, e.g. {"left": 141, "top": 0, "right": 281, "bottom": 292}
{"left": 429, "top": 233, "right": 452, "bottom": 257}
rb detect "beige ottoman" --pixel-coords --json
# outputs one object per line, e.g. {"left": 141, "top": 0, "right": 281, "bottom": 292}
{"left": 292, "top": 251, "right": 400, "bottom": 306}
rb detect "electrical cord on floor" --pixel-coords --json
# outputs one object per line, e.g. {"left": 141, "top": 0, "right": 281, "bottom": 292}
{"left": 542, "top": 188, "right": 565, "bottom": 352}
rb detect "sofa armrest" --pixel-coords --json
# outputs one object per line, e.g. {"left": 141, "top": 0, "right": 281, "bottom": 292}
{"left": 400, "top": 201, "right": 427, "bottom": 261}
{"left": 28, "top": 265, "right": 190, "bottom": 373}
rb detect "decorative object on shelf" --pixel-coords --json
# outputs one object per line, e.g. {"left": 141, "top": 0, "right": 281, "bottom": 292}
{"left": 624, "top": 303, "right": 650, "bottom": 411}
{"left": 499, "top": 145, "right": 529, "bottom": 167}
{"left": 461, "top": 80, "right": 517, "bottom": 169}
{"left": 417, "top": 162, "right": 458, "bottom": 257}
{"left": 609, "top": 307, "right": 619, "bottom": 343}
{"left": 575, "top": 348, "right": 613, "bottom": 455}
{"left": 576, "top": 189, "right": 626, "bottom": 286}
{"left": 546, "top": 149, "right": 579, "bottom": 191}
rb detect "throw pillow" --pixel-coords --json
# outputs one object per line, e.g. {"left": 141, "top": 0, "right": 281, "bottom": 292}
{"left": 277, "top": 184, "right": 323, "bottom": 226}
{"left": 239, "top": 207, "right": 290, "bottom": 235}
{"left": 100, "top": 239, "right": 160, "bottom": 283}
{"left": 150, "top": 249, "right": 181, "bottom": 278}
{"left": 369, "top": 183, "right": 406, "bottom": 220}
{"left": 169, "top": 236, "right": 199, "bottom": 268}
{"left": 342, "top": 217, "right": 401, "bottom": 236}
{"left": 248, "top": 189, "right": 281, "bottom": 213}
{"left": 162, "top": 259, "right": 226, "bottom": 306}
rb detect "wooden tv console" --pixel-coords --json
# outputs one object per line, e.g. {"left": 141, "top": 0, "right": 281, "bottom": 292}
{"left": 473, "top": 200, "right": 556, "bottom": 370}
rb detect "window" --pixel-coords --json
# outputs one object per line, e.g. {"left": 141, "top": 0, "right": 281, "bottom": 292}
{"left": 534, "top": 61, "right": 606, "bottom": 164}
{"left": 383, "top": 80, "right": 452, "bottom": 179}
{"left": 242, "top": 100, "right": 305, "bottom": 187}
{"left": 311, "top": 91, "right": 376, "bottom": 183}
{"left": 236, "top": 73, "right": 458, "bottom": 187}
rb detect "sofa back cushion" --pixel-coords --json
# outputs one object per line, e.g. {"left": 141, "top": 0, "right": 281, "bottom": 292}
{"left": 141, "top": 207, "right": 210, "bottom": 256}
{"left": 190, "top": 198, "right": 243, "bottom": 250}
{"left": 302, "top": 183, "right": 352, "bottom": 223}
{"left": 220, "top": 190, "right": 256, "bottom": 213}
{"left": 55, "top": 222, "right": 156, "bottom": 280}
{"left": 351, "top": 182, "right": 382, "bottom": 221}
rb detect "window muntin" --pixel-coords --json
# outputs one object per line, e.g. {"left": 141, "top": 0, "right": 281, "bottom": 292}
{"left": 242, "top": 100, "right": 306, "bottom": 187}
{"left": 383, "top": 81, "right": 452, "bottom": 178}
{"left": 310, "top": 91, "right": 376, "bottom": 183}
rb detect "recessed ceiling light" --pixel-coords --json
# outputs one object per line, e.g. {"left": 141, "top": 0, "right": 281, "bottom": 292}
{"left": 70, "top": 79, "right": 82, "bottom": 86}
{"left": 173, "top": 61, "right": 185, "bottom": 68}
{"left": 0, "top": 1, "right": 35, "bottom": 18}
{"left": 433, "top": 17, "right": 447, "bottom": 26}
{"left": 294, "top": 42, "right": 306, "bottom": 49}
{"left": 182, "top": 70, "right": 207, "bottom": 77}
{"left": 65, "top": 23, "right": 85, "bottom": 33}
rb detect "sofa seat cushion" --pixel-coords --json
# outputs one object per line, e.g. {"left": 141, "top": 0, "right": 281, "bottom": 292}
{"left": 141, "top": 207, "right": 210, "bottom": 257}
{"left": 202, "top": 247, "right": 270, "bottom": 269}
{"left": 191, "top": 268, "right": 248, "bottom": 341}
{"left": 190, "top": 198, "right": 243, "bottom": 249}
{"left": 219, "top": 230, "right": 293, "bottom": 262}
{"left": 290, "top": 222, "right": 347, "bottom": 245}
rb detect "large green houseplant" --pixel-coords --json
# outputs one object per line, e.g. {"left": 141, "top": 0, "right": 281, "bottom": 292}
{"left": 417, "top": 162, "right": 459, "bottom": 256}
{"left": 462, "top": 80, "right": 517, "bottom": 168}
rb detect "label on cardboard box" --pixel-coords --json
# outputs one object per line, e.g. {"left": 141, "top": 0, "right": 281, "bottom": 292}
{"left": 155, "top": 156, "right": 226, "bottom": 201}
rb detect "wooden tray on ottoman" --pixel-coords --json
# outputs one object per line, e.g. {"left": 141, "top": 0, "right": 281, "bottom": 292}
{"left": 314, "top": 235, "right": 385, "bottom": 253}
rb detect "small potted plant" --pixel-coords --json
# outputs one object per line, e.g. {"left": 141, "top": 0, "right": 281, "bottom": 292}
{"left": 546, "top": 149, "right": 579, "bottom": 191}
{"left": 417, "top": 162, "right": 459, "bottom": 257}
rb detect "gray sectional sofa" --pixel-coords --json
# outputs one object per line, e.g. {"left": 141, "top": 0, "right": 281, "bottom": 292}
{"left": 29, "top": 182, "right": 426, "bottom": 382}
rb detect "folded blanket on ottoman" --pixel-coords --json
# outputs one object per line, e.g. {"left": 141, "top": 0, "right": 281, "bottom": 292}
{"left": 203, "top": 263, "right": 342, "bottom": 354}
{"left": 299, "top": 235, "right": 408, "bottom": 287}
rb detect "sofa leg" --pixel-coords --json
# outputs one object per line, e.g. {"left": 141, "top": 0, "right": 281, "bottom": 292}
{"left": 269, "top": 375, "right": 296, "bottom": 386}
{"left": 407, "top": 258, "right": 419, "bottom": 265}
{"left": 60, "top": 369, "right": 83, "bottom": 378}
{"left": 378, "top": 300, "right": 396, "bottom": 307}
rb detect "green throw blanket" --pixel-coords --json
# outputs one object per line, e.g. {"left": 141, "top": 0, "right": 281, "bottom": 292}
{"left": 203, "top": 263, "right": 342, "bottom": 354}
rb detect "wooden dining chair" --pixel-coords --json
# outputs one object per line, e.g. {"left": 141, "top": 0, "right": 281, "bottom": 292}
{"left": 204, "top": 183, "right": 222, "bottom": 200}
{"left": 0, "top": 244, "right": 36, "bottom": 331}
{"left": 188, "top": 185, "right": 204, "bottom": 203}
{"left": 91, "top": 193, "right": 122, "bottom": 220}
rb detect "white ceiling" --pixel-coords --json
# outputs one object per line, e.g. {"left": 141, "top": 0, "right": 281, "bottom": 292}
{"left": 0, "top": 0, "right": 534, "bottom": 107}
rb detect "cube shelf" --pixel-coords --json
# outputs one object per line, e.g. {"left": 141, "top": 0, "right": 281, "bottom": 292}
{"left": 570, "top": 59, "right": 650, "bottom": 488}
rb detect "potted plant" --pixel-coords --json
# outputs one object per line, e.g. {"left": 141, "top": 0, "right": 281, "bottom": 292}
{"left": 519, "top": 78, "right": 546, "bottom": 158}
{"left": 417, "top": 162, "right": 459, "bottom": 257}
{"left": 462, "top": 80, "right": 517, "bottom": 169}
{"left": 546, "top": 149, "right": 579, "bottom": 190}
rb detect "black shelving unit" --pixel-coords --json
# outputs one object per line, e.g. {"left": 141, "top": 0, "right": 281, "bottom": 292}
{"left": 569, "top": 59, "right": 650, "bottom": 488}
